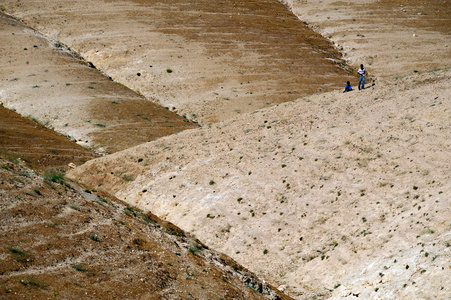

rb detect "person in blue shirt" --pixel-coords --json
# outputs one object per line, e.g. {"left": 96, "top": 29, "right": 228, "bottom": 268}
{"left": 343, "top": 81, "right": 352, "bottom": 93}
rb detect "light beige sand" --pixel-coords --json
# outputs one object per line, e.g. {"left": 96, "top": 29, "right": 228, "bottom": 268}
{"left": 1, "top": 0, "right": 449, "bottom": 298}
{"left": 69, "top": 68, "right": 450, "bottom": 298}
{"left": 1, "top": 0, "right": 354, "bottom": 125}
{"left": 67, "top": 1, "right": 450, "bottom": 299}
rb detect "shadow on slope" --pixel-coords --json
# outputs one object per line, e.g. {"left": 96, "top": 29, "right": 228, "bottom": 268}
{"left": 0, "top": 105, "right": 97, "bottom": 171}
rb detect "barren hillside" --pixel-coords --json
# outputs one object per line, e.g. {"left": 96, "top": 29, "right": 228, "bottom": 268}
{"left": 1, "top": 0, "right": 450, "bottom": 299}
{"left": 0, "top": 157, "right": 289, "bottom": 299}
{"left": 0, "top": 104, "right": 97, "bottom": 170}
{"left": 67, "top": 0, "right": 450, "bottom": 299}
{"left": 0, "top": 12, "right": 197, "bottom": 155}
{"left": 1, "top": 0, "right": 354, "bottom": 125}
{"left": 284, "top": 0, "right": 451, "bottom": 80}
{"left": 0, "top": 67, "right": 289, "bottom": 299}
{"left": 69, "top": 68, "right": 451, "bottom": 298}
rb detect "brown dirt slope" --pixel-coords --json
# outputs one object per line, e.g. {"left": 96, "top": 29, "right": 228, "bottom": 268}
{"left": 0, "top": 105, "right": 97, "bottom": 171}
{"left": 0, "top": 157, "right": 290, "bottom": 300}
{"left": 0, "top": 12, "right": 198, "bottom": 154}
{"left": 1, "top": 0, "right": 355, "bottom": 124}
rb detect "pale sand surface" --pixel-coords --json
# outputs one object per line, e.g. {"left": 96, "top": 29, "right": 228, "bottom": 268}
{"left": 70, "top": 68, "right": 450, "bottom": 298}
{"left": 68, "top": 1, "right": 450, "bottom": 298}
{"left": 284, "top": 0, "right": 451, "bottom": 79}
{"left": 1, "top": 0, "right": 450, "bottom": 298}
{"left": 1, "top": 0, "right": 353, "bottom": 125}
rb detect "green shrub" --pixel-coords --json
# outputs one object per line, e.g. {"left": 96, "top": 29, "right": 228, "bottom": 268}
{"left": 71, "top": 263, "right": 87, "bottom": 272}
{"left": 7, "top": 247, "right": 29, "bottom": 262}
{"left": 188, "top": 245, "right": 201, "bottom": 255}
{"left": 43, "top": 170, "right": 66, "bottom": 184}
{"left": 88, "top": 234, "right": 99, "bottom": 242}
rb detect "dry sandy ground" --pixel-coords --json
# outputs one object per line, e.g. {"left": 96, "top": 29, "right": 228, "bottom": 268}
{"left": 0, "top": 11, "right": 290, "bottom": 295}
{"left": 67, "top": 1, "right": 450, "bottom": 299}
{"left": 0, "top": 12, "right": 197, "bottom": 155}
{"left": 1, "top": 0, "right": 450, "bottom": 299}
{"left": 1, "top": 0, "right": 353, "bottom": 125}
{"left": 285, "top": 0, "right": 451, "bottom": 80}
{"left": 70, "top": 68, "right": 451, "bottom": 299}
{"left": 0, "top": 157, "right": 289, "bottom": 299}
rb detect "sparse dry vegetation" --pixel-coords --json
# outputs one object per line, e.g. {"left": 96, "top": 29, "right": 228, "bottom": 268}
{"left": 1, "top": 0, "right": 450, "bottom": 299}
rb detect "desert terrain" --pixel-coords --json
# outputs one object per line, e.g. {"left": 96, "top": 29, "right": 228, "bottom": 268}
{"left": 1, "top": 0, "right": 450, "bottom": 299}
{"left": 1, "top": 0, "right": 354, "bottom": 126}
{"left": 0, "top": 155, "right": 288, "bottom": 299}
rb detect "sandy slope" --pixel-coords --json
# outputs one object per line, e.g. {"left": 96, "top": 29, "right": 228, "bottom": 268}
{"left": 1, "top": 0, "right": 450, "bottom": 299}
{"left": 1, "top": 0, "right": 353, "bottom": 125}
{"left": 67, "top": 0, "right": 451, "bottom": 298}
{"left": 69, "top": 68, "right": 451, "bottom": 298}
{"left": 283, "top": 0, "right": 451, "bottom": 79}
{"left": 0, "top": 13, "right": 197, "bottom": 154}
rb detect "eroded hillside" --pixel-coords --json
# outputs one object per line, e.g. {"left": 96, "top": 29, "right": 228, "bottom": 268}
{"left": 0, "top": 104, "right": 97, "bottom": 170}
{"left": 1, "top": 0, "right": 354, "bottom": 124}
{"left": 68, "top": 68, "right": 451, "bottom": 298}
{"left": 283, "top": 0, "right": 451, "bottom": 79}
{"left": 1, "top": 0, "right": 450, "bottom": 299}
{"left": 0, "top": 157, "right": 289, "bottom": 299}
{"left": 0, "top": 12, "right": 198, "bottom": 154}
{"left": 66, "top": 1, "right": 451, "bottom": 298}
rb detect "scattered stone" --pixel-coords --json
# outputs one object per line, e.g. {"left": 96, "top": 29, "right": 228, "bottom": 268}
{"left": 278, "top": 285, "right": 287, "bottom": 292}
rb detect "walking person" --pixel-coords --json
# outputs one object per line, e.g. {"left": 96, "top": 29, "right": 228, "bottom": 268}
{"left": 358, "top": 64, "right": 366, "bottom": 90}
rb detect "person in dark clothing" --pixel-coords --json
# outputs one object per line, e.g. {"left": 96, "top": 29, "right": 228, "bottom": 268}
{"left": 343, "top": 81, "right": 353, "bottom": 93}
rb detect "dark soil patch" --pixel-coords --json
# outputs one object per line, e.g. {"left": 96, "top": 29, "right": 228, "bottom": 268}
{"left": 0, "top": 158, "right": 291, "bottom": 299}
{"left": 0, "top": 105, "right": 97, "bottom": 170}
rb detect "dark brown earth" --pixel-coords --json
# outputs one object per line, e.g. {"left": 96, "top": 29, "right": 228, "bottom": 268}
{"left": 0, "top": 105, "right": 97, "bottom": 171}
{"left": 0, "top": 157, "right": 290, "bottom": 299}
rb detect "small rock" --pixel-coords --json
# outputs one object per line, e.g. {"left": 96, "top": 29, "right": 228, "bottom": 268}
{"left": 278, "top": 285, "right": 287, "bottom": 292}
